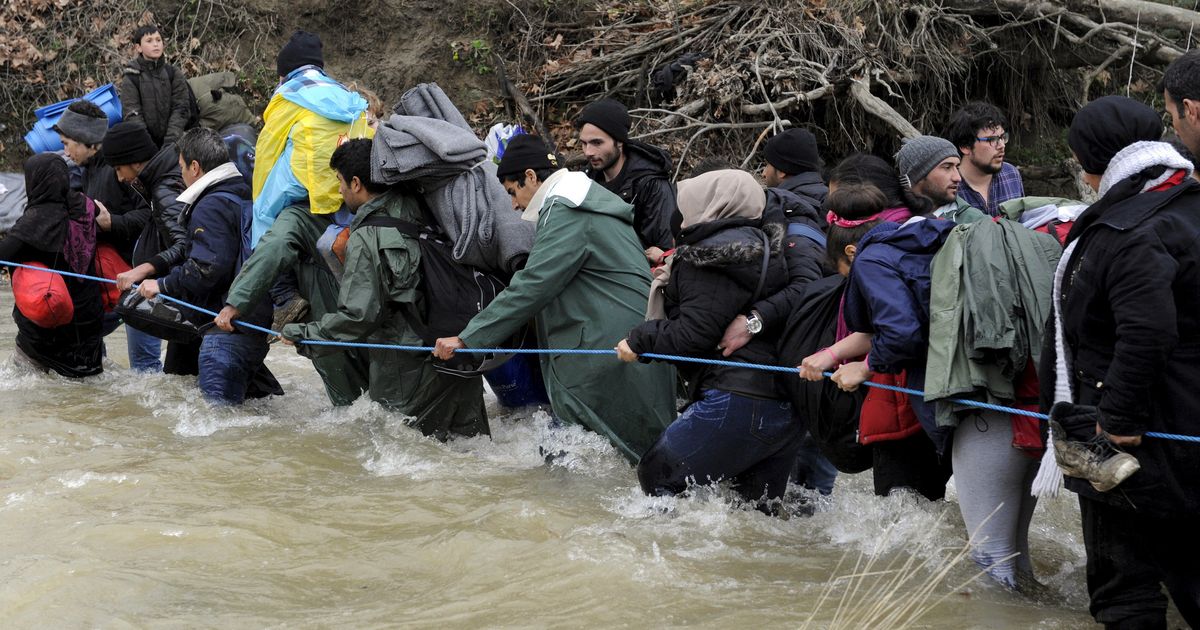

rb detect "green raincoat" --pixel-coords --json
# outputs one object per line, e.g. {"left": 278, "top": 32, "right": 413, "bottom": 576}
{"left": 459, "top": 170, "right": 676, "bottom": 463}
{"left": 281, "top": 191, "right": 489, "bottom": 440}
{"left": 225, "top": 205, "right": 370, "bottom": 406}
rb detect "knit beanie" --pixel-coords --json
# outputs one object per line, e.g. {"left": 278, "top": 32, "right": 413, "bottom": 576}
{"left": 895, "top": 135, "right": 959, "bottom": 187}
{"left": 276, "top": 30, "right": 324, "bottom": 78}
{"left": 495, "top": 134, "right": 559, "bottom": 181}
{"left": 1068, "top": 95, "right": 1162, "bottom": 175}
{"left": 101, "top": 121, "right": 158, "bottom": 166}
{"left": 52, "top": 108, "right": 108, "bottom": 146}
{"left": 574, "top": 98, "right": 630, "bottom": 143}
{"left": 763, "top": 129, "right": 821, "bottom": 175}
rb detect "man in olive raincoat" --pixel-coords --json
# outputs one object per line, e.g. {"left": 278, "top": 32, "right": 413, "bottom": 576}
{"left": 434, "top": 134, "right": 675, "bottom": 462}
{"left": 280, "top": 140, "right": 488, "bottom": 439}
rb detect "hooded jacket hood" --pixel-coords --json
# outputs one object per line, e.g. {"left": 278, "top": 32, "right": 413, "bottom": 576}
{"left": 621, "top": 139, "right": 673, "bottom": 180}
{"left": 857, "top": 218, "right": 954, "bottom": 255}
{"left": 277, "top": 67, "right": 368, "bottom": 123}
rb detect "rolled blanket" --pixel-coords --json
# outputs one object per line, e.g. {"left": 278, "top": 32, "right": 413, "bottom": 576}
{"left": 423, "top": 161, "right": 533, "bottom": 274}
{"left": 372, "top": 114, "right": 486, "bottom": 182}
{"left": 396, "top": 82, "right": 472, "bottom": 132}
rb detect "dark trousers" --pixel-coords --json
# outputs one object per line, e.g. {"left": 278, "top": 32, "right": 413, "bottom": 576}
{"left": 638, "top": 389, "right": 802, "bottom": 504}
{"left": 871, "top": 430, "right": 952, "bottom": 501}
{"left": 1079, "top": 495, "right": 1200, "bottom": 629}
{"left": 198, "top": 332, "right": 270, "bottom": 405}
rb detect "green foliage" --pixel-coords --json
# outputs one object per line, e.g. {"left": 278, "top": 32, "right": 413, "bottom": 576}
{"left": 450, "top": 38, "right": 493, "bottom": 75}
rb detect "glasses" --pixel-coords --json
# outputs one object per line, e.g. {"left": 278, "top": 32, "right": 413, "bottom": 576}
{"left": 975, "top": 133, "right": 1009, "bottom": 147}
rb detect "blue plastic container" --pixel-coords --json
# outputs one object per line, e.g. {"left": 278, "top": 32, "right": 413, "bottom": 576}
{"left": 485, "top": 354, "right": 551, "bottom": 409}
{"left": 25, "top": 84, "right": 123, "bottom": 153}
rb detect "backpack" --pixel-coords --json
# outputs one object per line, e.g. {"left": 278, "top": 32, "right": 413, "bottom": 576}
{"left": 354, "top": 213, "right": 508, "bottom": 360}
{"left": 206, "top": 190, "right": 253, "bottom": 274}
{"left": 786, "top": 222, "right": 826, "bottom": 248}
{"left": 776, "top": 274, "right": 873, "bottom": 473}
{"left": 222, "top": 133, "right": 255, "bottom": 187}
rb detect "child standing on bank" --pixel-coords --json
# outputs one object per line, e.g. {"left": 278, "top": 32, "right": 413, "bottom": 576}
{"left": 118, "top": 25, "right": 192, "bottom": 148}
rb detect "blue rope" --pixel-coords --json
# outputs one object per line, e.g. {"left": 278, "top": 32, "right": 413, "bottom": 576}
{"left": 5, "top": 258, "right": 1198, "bottom": 443}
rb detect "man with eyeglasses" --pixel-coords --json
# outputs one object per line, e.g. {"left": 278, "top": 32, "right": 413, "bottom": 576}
{"left": 944, "top": 102, "right": 1025, "bottom": 216}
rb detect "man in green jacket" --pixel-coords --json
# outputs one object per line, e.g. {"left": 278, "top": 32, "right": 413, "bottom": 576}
{"left": 433, "top": 135, "right": 676, "bottom": 463}
{"left": 279, "top": 139, "right": 488, "bottom": 439}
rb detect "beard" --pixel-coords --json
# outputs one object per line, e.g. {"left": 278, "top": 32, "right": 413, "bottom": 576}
{"left": 974, "top": 155, "right": 1003, "bottom": 175}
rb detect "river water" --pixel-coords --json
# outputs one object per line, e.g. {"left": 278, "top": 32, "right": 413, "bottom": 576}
{"left": 0, "top": 290, "right": 1171, "bottom": 628}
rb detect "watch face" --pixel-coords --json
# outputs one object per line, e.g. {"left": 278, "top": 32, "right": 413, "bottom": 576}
{"left": 747, "top": 317, "right": 763, "bottom": 334}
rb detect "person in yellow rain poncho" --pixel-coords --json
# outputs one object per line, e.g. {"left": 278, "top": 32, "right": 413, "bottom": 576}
{"left": 251, "top": 30, "right": 372, "bottom": 244}
{"left": 214, "top": 30, "right": 374, "bottom": 407}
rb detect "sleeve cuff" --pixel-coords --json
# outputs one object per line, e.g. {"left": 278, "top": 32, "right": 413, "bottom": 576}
{"left": 1100, "top": 411, "right": 1145, "bottom": 437}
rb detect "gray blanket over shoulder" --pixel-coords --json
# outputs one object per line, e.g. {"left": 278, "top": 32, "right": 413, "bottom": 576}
{"left": 372, "top": 83, "right": 533, "bottom": 275}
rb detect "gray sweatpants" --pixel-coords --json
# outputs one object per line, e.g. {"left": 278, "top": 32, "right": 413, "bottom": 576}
{"left": 951, "top": 410, "right": 1039, "bottom": 588}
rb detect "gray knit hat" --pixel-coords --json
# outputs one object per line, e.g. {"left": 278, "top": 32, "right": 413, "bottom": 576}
{"left": 895, "top": 135, "right": 959, "bottom": 187}
{"left": 52, "top": 108, "right": 109, "bottom": 146}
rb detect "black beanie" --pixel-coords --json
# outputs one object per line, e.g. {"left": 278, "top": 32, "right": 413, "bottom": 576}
{"left": 101, "top": 121, "right": 158, "bottom": 166}
{"left": 574, "top": 98, "right": 630, "bottom": 143}
{"left": 277, "top": 30, "right": 324, "bottom": 78}
{"left": 764, "top": 128, "right": 820, "bottom": 175}
{"left": 1068, "top": 95, "right": 1162, "bottom": 175}
{"left": 496, "top": 134, "right": 559, "bottom": 181}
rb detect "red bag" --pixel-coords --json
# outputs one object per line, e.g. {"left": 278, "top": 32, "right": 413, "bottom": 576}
{"left": 858, "top": 371, "right": 923, "bottom": 444}
{"left": 11, "top": 262, "right": 73, "bottom": 328}
{"left": 1010, "top": 360, "right": 1046, "bottom": 458}
{"left": 93, "top": 243, "right": 131, "bottom": 313}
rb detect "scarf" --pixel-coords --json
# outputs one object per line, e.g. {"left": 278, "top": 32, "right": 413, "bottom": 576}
{"left": 177, "top": 162, "right": 244, "bottom": 206}
{"left": 1032, "top": 141, "right": 1193, "bottom": 498}
{"left": 11, "top": 153, "right": 95, "bottom": 274}
{"left": 646, "top": 169, "right": 764, "bottom": 320}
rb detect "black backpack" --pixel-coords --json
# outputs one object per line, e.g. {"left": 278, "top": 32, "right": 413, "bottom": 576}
{"left": 777, "top": 274, "right": 873, "bottom": 473}
{"left": 354, "top": 213, "right": 508, "bottom": 362}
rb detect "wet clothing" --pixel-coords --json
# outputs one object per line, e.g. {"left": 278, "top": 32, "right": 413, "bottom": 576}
{"left": 754, "top": 172, "right": 829, "bottom": 333}
{"left": 282, "top": 190, "right": 488, "bottom": 439}
{"left": 0, "top": 155, "right": 102, "bottom": 377}
{"left": 119, "top": 55, "right": 192, "bottom": 147}
{"left": 157, "top": 165, "right": 276, "bottom": 405}
{"left": 225, "top": 204, "right": 370, "bottom": 407}
{"left": 638, "top": 389, "right": 802, "bottom": 504}
{"left": 459, "top": 172, "right": 676, "bottom": 463}
{"left": 958, "top": 162, "right": 1024, "bottom": 216}
{"left": 586, "top": 140, "right": 676, "bottom": 251}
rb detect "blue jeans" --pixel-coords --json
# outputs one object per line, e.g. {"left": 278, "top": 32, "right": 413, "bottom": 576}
{"left": 792, "top": 433, "right": 838, "bottom": 494}
{"left": 198, "top": 332, "right": 270, "bottom": 405}
{"left": 126, "top": 326, "right": 163, "bottom": 372}
{"left": 638, "top": 389, "right": 802, "bottom": 503}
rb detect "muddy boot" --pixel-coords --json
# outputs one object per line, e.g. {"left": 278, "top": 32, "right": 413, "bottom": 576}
{"left": 269, "top": 296, "right": 310, "bottom": 343}
{"left": 1050, "top": 420, "right": 1141, "bottom": 492}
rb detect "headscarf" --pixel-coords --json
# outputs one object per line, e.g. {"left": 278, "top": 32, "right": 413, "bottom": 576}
{"left": 646, "top": 169, "right": 765, "bottom": 319}
{"left": 1068, "top": 96, "right": 1162, "bottom": 175}
{"left": 11, "top": 153, "right": 95, "bottom": 274}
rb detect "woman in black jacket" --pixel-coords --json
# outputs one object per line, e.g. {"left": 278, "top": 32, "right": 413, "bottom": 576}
{"left": 0, "top": 154, "right": 103, "bottom": 377}
{"left": 1045, "top": 95, "right": 1200, "bottom": 628}
{"left": 617, "top": 169, "right": 799, "bottom": 508}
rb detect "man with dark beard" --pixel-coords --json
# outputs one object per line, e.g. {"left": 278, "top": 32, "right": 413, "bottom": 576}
{"left": 944, "top": 102, "right": 1024, "bottom": 216}
{"left": 574, "top": 98, "right": 675, "bottom": 262}
{"left": 895, "top": 135, "right": 986, "bottom": 224}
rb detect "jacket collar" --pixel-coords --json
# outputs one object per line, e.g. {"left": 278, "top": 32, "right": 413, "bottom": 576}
{"left": 177, "top": 162, "right": 243, "bottom": 205}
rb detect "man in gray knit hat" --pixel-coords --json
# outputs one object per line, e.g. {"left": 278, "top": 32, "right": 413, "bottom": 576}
{"left": 895, "top": 135, "right": 986, "bottom": 223}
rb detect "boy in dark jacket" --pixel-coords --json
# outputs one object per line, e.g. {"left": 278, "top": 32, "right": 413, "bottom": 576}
{"left": 101, "top": 121, "right": 192, "bottom": 374}
{"left": 137, "top": 128, "right": 278, "bottom": 404}
{"left": 119, "top": 25, "right": 192, "bottom": 148}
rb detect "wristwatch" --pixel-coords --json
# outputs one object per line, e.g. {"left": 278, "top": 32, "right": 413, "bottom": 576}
{"left": 745, "top": 310, "right": 763, "bottom": 335}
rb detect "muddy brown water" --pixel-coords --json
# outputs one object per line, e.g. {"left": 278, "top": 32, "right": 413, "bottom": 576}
{"left": 0, "top": 290, "right": 1151, "bottom": 628}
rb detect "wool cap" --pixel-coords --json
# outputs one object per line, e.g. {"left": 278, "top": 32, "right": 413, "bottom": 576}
{"left": 52, "top": 108, "right": 108, "bottom": 146}
{"left": 277, "top": 30, "right": 324, "bottom": 78}
{"left": 101, "top": 121, "right": 158, "bottom": 166}
{"left": 1068, "top": 95, "right": 1162, "bottom": 175}
{"left": 895, "top": 135, "right": 959, "bottom": 186}
{"left": 574, "top": 98, "right": 631, "bottom": 143}
{"left": 763, "top": 128, "right": 821, "bottom": 175}
{"left": 495, "top": 134, "right": 559, "bottom": 181}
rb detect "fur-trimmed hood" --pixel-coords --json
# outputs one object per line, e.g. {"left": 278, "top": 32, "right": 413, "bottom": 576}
{"left": 674, "top": 220, "right": 784, "bottom": 268}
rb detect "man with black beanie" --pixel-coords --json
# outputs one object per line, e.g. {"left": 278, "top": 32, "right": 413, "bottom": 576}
{"left": 435, "top": 133, "right": 676, "bottom": 464}
{"left": 1045, "top": 95, "right": 1200, "bottom": 628}
{"left": 574, "top": 98, "right": 675, "bottom": 260}
{"left": 100, "top": 120, "right": 194, "bottom": 374}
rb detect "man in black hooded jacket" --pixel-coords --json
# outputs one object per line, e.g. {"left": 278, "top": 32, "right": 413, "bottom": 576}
{"left": 575, "top": 98, "right": 675, "bottom": 260}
